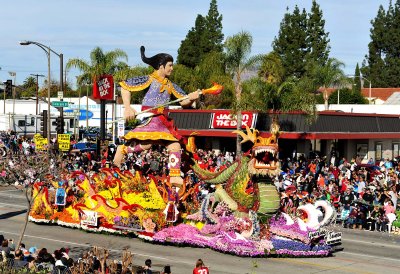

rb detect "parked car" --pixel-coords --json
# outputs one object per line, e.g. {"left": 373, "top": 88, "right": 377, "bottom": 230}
{"left": 71, "top": 142, "right": 97, "bottom": 153}
{"left": 82, "top": 128, "right": 112, "bottom": 141}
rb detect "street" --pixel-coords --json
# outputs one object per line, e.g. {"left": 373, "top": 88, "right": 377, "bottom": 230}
{"left": 1, "top": 188, "right": 399, "bottom": 274}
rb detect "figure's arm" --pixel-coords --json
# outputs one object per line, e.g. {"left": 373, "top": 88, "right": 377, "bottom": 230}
{"left": 180, "top": 89, "right": 200, "bottom": 107}
{"left": 121, "top": 88, "right": 137, "bottom": 121}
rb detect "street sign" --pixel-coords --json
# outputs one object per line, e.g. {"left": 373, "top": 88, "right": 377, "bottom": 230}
{"left": 57, "top": 91, "right": 64, "bottom": 100}
{"left": 52, "top": 101, "right": 69, "bottom": 108}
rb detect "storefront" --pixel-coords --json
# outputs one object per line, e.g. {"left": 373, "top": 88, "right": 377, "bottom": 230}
{"left": 170, "top": 110, "right": 400, "bottom": 162}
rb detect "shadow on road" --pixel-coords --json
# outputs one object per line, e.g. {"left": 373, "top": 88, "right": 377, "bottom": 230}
{"left": 0, "top": 209, "right": 27, "bottom": 219}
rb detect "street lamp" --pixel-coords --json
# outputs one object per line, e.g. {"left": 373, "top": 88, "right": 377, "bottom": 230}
{"left": 20, "top": 40, "right": 64, "bottom": 147}
{"left": 348, "top": 75, "right": 372, "bottom": 104}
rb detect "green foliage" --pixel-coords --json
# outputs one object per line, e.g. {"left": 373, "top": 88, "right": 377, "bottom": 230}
{"left": 66, "top": 46, "right": 128, "bottom": 86}
{"left": 306, "top": 0, "right": 330, "bottom": 67}
{"left": 177, "top": 15, "right": 209, "bottom": 68}
{"left": 362, "top": 1, "right": 400, "bottom": 87}
{"left": 171, "top": 52, "right": 235, "bottom": 109}
{"left": 177, "top": 0, "right": 224, "bottom": 68}
{"left": 19, "top": 76, "right": 37, "bottom": 98}
{"left": 278, "top": 77, "right": 317, "bottom": 117}
{"left": 205, "top": 0, "right": 224, "bottom": 53}
{"left": 273, "top": 2, "right": 330, "bottom": 80}
{"left": 328, "top": 88, "right": 368, "bottom": 104}
{"left": 352, "top": 63, "right": 361, "bottom": 93}
{"left": 258, "top": 52, "right": 285, "bottom": 85}
{"left": 273, "top": 6, "right": 309, "bottom": 79}
{"left": 241, "top": 78, "right": 274, "bottom": 111}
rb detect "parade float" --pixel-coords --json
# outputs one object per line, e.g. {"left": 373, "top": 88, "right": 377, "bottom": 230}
{"left": 29, "top": 123, "right": 341, "bottom": 258}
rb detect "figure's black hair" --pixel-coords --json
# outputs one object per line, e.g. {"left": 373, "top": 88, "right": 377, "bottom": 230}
{"left": 140, "top": 46, "right": 173, "bottom": 70}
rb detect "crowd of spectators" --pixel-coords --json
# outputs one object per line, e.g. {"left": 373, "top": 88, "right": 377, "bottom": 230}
{"left": 278, "top": 152, "right": 399, "bottom": 232}
{"left": 1, "top": 234, "right": 202, "bottom": 273}
{"left": 1, "top": 130, "right": 400, "bottom": 274}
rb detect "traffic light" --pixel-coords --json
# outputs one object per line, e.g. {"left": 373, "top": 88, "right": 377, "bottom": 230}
{"left": 4, "top": 80, "right": 12, "bottom": 95}
{"left": 55, "top": 116, "right": 64, "bottom": 134}
{"left": 40, "top": 110, "right": 48, "bottom": 138}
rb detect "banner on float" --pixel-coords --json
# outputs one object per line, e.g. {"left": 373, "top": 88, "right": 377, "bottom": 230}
{"left": 81, "top": 210, "right": 98, "bottom": 226}
{"left": 113, "top": 216, "right": 144, "bottom": 232}
{"left": 211, "top": 110, "right": 256, "bottom": 129}
{"left": 308, "top": 228, "right": 342, "bottom": 245}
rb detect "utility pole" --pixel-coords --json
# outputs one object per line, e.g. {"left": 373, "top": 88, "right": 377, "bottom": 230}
{"left": 30, "top": 74, "right": 45, "bottom": 115}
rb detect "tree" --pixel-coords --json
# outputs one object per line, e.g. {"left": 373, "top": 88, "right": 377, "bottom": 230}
{"left": 273, "top": 6, "right": 309, "bottom": 79}
{"left": 205, "top": 0, "right": 224, "bottom": 53}
{"left": 19, "top": 76, "right": 37, "bottom": 98}
{"left": 171, "top": 51, "right": 234, "bottom": 109}
{"left": 328, "top": 87, "right": 368, "bottom": 104}
{"left": 177, "top": 0, "right": 224, "bottom": 68}
{"left": 177, "top": 15, "right": 209, "bottom": 68}
{"left": 352, "top": 63, "right": 361, "bottom": 93}
{"left": 3, "top": 152, "right": 57, "bottom": 248}
{"left": 361, "top": 2, "right": 400, "bottom": 87}
{"left": 224, "top": 31, "right": 264, "bottom": 155}
{"left": 306, "top": 0, "right": 330, "bottom": 67}
{"left": 310, "top": 58, "right": 348, "bottom": 110}
{"left": 66, "top": 47, "right": 128, "bottom": 84}
{"left": 258, "top": 52, "right": 285, "bottom": 85}
{"left": 273, "top": 2, "right": 331, "bottom": 80}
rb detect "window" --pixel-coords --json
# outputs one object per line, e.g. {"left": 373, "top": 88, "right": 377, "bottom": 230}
{"left": 375, "top": 142, "right": 382, "bottom": 161}
{"left": 17, "top": 117, "right": 35, "bottom": 127}
{"left": 393, "top": 143, "right": 399, "bottom": 159}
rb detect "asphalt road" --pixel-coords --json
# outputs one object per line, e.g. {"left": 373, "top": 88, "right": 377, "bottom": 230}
{"left": 1, "top": 187, "right": 400, "bottom": 274}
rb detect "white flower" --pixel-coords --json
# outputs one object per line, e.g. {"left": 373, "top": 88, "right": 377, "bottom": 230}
{"left": 168, "top": 154, "right": 179, "bottom": 168}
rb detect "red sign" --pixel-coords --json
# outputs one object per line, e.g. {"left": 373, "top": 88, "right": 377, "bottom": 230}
{"left": 211, "top": 111, "right": 255, "bottom": 129}
{"left": 93, "top": 75, "right": 114, "bottom": 100}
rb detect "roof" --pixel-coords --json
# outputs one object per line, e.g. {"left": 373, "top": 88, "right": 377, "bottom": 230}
{"left": 169, "top": 109, "right": 400, "bottom": 140}
{"left": 321, "top": 87, "right": 400, "bottom": 102}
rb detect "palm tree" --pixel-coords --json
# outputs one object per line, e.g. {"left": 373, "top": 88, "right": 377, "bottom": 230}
{"left": 66, "top": 47, "right": 129, "bottom": 85}
{"left": 258, "top": 51, "right": 285, "bottom": 85}
{"left": 224, "top": 31, "right": 264, "bottom": 155}
{"left": 310, "top": 58, "right": 348, "bottom": 110}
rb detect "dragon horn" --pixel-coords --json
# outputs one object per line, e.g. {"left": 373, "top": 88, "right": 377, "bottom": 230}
{"left": 233, "top": 127, "right": 253, "bottom": 144}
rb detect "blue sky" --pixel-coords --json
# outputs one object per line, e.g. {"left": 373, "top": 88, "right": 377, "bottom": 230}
{"left": 0, "top": 0, "right": 390, "bottom": 88}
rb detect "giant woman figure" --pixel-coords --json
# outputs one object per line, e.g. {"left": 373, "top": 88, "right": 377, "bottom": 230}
{"left": 113, "top": 46, "right": 199, "bottom": 187}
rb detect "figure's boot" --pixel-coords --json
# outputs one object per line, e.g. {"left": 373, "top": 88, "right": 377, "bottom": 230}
{"left": 168, "top": 150, "right": 183, "bottom": 187}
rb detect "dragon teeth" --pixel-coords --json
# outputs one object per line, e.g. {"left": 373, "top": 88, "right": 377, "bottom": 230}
{"left": 255, "top": 160, "right": 276, "bottom": 167}
{"left": 255, "top": 147, "right": 276, "bottom": 156}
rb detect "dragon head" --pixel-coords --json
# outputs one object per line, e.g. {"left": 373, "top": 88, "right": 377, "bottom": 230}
{"left": 233, "top": 120, "right": 280, "bottom": 176}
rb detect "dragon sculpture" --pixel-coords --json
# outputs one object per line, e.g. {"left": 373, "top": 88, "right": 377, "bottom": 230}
{"left": 190, "top": 120, "right": 281, "bottom": 220}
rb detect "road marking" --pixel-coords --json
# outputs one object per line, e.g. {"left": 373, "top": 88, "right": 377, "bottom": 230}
{"left": 0, "top": 193, "right": 26, "bottom": 199}
{"left": 0, "top": 189, "right": 21, "bottom": 193}
{"left": 343, "top": 238, "right": 400, "bottom": 249}
{"left": 272, "top": 257, "right": 375, "bottom": 274}
{"left": 340, "top": 251, "right": 400, "bottom": 262}
{"left": 0, "top": 202, "right": 27, "bottom": 209}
